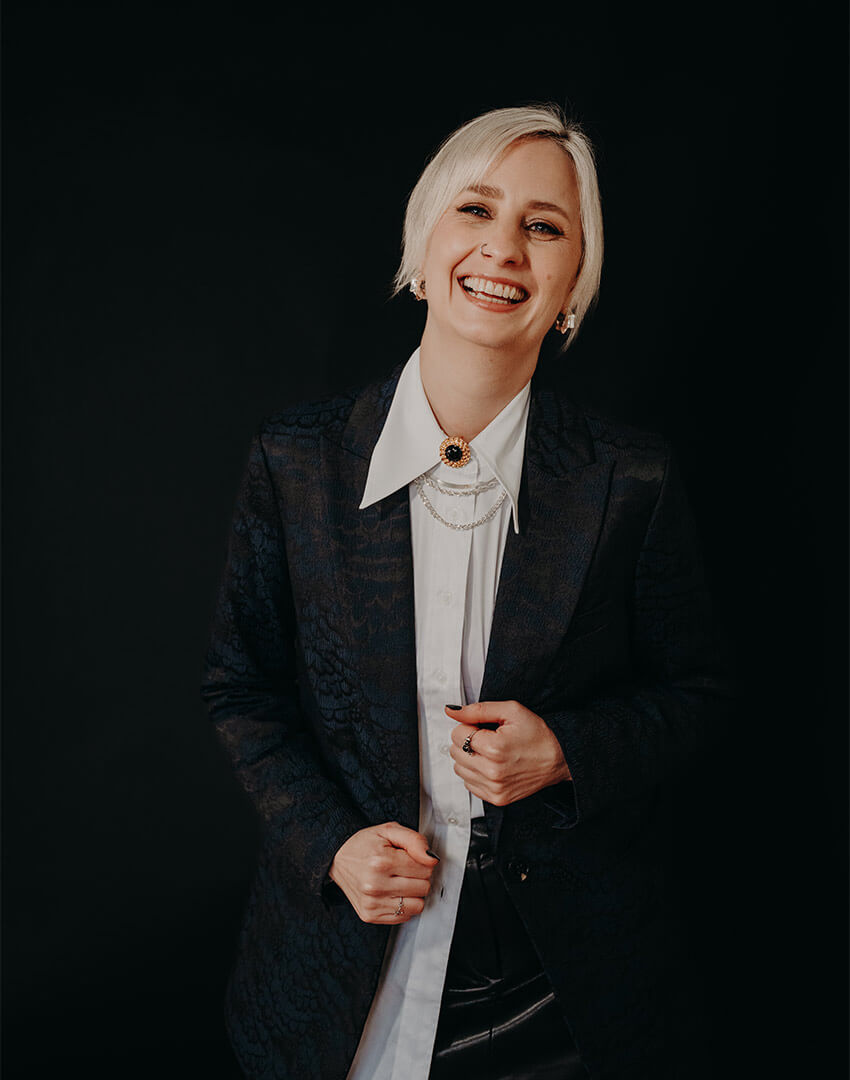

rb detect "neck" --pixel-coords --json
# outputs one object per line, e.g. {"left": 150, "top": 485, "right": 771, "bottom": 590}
{"left": 418, "top": 323, "right": 538, "bottom": 441}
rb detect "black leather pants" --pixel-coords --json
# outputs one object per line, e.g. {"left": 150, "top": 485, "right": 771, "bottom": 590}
{"left": 429, "top": 819, "right": 589, "bottom": 1080}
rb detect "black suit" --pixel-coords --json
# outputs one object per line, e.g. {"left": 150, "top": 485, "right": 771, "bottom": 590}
{"left": 202, "top": 361, "right": 732, "bottom": 1079}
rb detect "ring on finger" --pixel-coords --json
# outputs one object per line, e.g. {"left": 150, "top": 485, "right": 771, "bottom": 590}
{"left": 462, "top": 730, "right": 478, "bottom": 755}
{"left": 394, "top": 897, "right": 405, "bottom": 916}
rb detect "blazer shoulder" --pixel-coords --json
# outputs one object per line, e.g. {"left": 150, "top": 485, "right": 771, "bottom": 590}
{"left": 547, "top": 388, "right": 672, "bottom": 489}
{"left": 257, "top": 389, "right": 357, "bottom": 445}
{"left": 254, "top": 364, "right": 403, "bottom": 453}
{"left": 582, "top": 410, "right": 671, "bottom": 472}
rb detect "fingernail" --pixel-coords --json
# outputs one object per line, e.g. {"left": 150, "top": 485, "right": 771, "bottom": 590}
{"left": 446, "top": 704, "right": 462, "bottom": 710}
{"left": 426, "top": 849, "right": 441, "bottom": 861}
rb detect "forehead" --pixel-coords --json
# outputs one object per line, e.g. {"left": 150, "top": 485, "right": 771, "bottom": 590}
{"left": 474, "top": 138, "right": 580, "bottom": 206}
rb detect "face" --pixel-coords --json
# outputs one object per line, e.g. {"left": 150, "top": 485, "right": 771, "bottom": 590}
{"left": 420, "top": 138, "right": 583, "bottom": 360}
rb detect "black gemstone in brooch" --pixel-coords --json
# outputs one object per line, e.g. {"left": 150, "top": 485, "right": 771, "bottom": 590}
{"left": 439, "top": 435, "right": 471, "bottom": 468}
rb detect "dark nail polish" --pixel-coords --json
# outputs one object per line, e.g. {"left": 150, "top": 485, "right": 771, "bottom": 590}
{"left": 446, "top": 704, "right": 462, "bottom": 710}
{"left": 426, "top": 849, "right": 441, "bottom": 861}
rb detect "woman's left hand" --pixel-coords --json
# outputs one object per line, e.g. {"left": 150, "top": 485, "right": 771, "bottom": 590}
{"left": 446, "top": 701, "right": 572, "bottom": 806}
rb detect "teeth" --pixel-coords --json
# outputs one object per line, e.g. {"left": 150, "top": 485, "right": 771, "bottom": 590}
{"left": 461, "top": 276, "right": 527, "bottom": 302}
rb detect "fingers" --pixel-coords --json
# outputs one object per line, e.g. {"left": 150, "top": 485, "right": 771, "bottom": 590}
{"left": 449, "top": 722, "right": 501, "bottom": 759}
{"left": 362, "top": 874, "right": 432, "bottom": 901}
{"left": 377, "top": 821, "right": 440, "bottom": 868}
{"left": 444, "top": 701, "right": 515, "bottom": 726}
{"left": 359, "top": 869, "right": 432, "bottom": 903}
{"left": 370, "top": 895, "right": 427, "bottom": 925}
{"left": 352, "top": 860, "right": 432, "bottom": 926}
{"left": 445, "top": 700, "right": 570, "bottom": 807}
{"left": 452, "top": 753, "right": 508, "bottom": 791}
{"left": 450, "top": 757, "right": 513, "bottom": 806}
{"left": 361, "top": 845, "right": 435, "bottom": 882}
{"left": 330, "top": 822, "right": 440, "bottom": 926}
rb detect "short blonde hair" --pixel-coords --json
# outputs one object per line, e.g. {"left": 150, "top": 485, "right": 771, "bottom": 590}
{"left": 394, "top": 104, "right": 603, "bottom": 348}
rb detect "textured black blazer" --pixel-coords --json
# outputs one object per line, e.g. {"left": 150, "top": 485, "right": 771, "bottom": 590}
{"left": 202, "top": 361, "right": 731, "bottom": 1080}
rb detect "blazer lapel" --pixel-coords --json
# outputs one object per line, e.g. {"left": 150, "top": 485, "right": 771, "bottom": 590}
{"left": 335, "top": 368, "right": 421, "bottom": 829}
{"left": 480, "top": 382, "right": 613, "bottom": 844}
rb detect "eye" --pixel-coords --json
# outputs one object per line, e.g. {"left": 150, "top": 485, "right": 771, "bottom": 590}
{"left": 457, "top": 203, "right": 491, "bottom": 219}
{"left": 526, "top": 220, "right": 563, "bottom": 237}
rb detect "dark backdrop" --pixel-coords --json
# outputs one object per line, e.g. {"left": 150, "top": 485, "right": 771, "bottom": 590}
{"left": 4, "top": 3, "right": 847, "bottom": 1077}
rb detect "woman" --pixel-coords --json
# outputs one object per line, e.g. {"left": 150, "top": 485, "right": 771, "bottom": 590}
{"left": 202, "top": 104, "right": 730, "bottom": 1080}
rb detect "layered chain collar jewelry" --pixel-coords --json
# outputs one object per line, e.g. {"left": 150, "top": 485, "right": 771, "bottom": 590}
{"left": 415, "top": 428, "right": 508, "bottom": 531}
{"left": 413, "top": 470, "right": 507, "bottom": 531}
{"left": 420, "top": 474, "right": 501, "bottom": 497}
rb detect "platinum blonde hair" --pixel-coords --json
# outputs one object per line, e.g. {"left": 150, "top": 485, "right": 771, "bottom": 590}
{"left": 394, "top": 104, "right": 603, "bottom": 348}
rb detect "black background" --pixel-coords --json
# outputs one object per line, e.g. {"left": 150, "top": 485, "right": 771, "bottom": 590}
{"left": 4, "top": 3, "right": 847, "bottom": 1077}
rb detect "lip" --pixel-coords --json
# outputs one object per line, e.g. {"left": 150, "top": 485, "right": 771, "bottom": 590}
{"left": 457, "top": 273, "right": 530, "bottom": 312}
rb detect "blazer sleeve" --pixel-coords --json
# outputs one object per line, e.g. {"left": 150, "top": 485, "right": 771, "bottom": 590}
{"left": 542, "top": 450, "right": 733, "bottom": 826}
{"left": 201, "top": 430, "right": 368, "bottom": 896}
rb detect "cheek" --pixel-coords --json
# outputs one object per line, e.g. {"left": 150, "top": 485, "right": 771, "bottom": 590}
{"left": 424, "top": 223, "right": 470, "bottom": 269}
{"left": 423, "top": 247, "right": 453, "bottom": 284}
{"left": 542, "top": 259, "right": 581, "bottom": 304}
{"left": 540, "top": 269, "right": 572, "bottom": 307}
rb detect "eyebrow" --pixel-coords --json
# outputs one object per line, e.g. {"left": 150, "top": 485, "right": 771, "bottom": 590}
{"left": 463, "top": 183, "right": 572, "bottom": 221}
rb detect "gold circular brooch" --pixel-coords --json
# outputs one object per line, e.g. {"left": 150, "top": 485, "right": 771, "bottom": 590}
{"left": 439, "top": 435, "right": 471, "bottom": 469}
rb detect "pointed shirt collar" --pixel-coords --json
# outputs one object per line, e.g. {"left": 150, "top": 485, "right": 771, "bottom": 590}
{"left": 359, "top": 349, "right": 530, "bottom": 533}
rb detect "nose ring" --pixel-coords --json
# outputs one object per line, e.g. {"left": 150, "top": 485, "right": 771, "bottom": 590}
{"left": 480, "top": 243, "right": 490, "bottom": 256}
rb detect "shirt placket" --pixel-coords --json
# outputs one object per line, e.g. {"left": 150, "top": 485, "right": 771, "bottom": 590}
{"left": 424, "top": 453, "right": 478, "bottom": 832}
{"left": 391, "top": 458, "right": 478, "bottom": 1076}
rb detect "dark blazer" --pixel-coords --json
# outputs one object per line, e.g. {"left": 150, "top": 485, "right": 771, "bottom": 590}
{"left": 202, "top": 361, "right": 731, "bottom": 1080}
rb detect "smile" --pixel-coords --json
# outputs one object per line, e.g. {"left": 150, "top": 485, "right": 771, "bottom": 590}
{"left": 459, "top": 276, "right": 529, "bottom": 305}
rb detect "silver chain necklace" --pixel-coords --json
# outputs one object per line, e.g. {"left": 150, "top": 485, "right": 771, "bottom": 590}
{"left": 420, "top": 473, "right": 502, "bottom": 497}
{"left": 413, "top": 474, "right": 508, "bottom": 531}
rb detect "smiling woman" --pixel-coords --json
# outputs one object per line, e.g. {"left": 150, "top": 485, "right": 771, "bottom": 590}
{"left": 202, "top": 103, "right": 731, "bottom": 1080}
{"left": 415, "top": 139, "right": 585, "bottom": 419}
{"left": 397, "top": 105, "right": 603, "bottom": 351}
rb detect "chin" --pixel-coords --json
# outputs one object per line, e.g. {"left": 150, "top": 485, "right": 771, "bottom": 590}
{"left": 427, "top": 303, "right": 548, "bottom": 360}
{"left": 457, "top": 321, "right": 540, "bottom": 358}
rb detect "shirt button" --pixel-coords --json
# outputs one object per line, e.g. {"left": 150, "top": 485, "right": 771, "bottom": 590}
{"left": 435, "top": 670, "right": 447, "bottom": 685}
{"left": 439, "top": 743, "right": 450, "bottom": 756}
{"left": 447, "top": 815, "right": 459, "bottom": 826}
{"left": 439, "top": 590, "right": 453, "bottom": 605}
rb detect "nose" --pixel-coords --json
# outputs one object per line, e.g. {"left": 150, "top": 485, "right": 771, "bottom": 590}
{"left": 480, "top": 224, "right": 525, "bottom": 265}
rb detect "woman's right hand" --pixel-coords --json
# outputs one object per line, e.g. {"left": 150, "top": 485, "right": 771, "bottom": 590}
{"left": 328, "top": 822, "right": 439, "bottom": 924}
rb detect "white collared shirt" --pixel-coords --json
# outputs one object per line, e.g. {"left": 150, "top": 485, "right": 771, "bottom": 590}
{"left": 348, "top": 349, "right": 530, "bottom": 1079}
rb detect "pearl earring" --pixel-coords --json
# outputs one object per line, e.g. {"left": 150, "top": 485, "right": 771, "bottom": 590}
{"left": 410, "top": 278, "right": 426, "bottom": 301}
{"left": 554, "top": 311, "right": 576, "bottom": 334}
